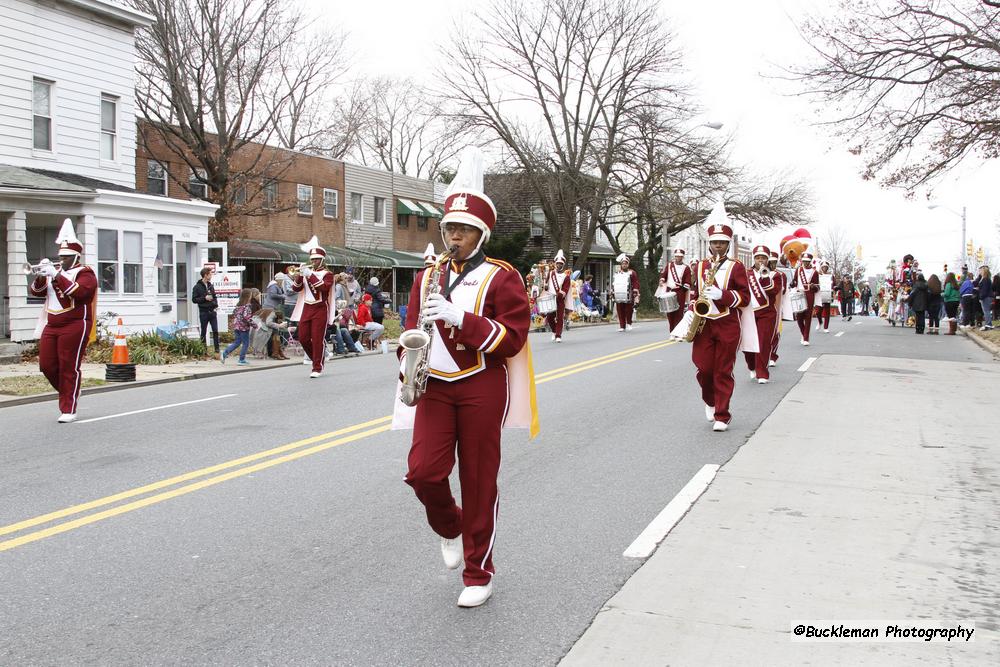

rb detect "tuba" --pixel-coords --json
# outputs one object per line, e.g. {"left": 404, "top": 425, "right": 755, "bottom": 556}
{"left": 683, "top": 255, "right": 724, "bottom": 342}
{"left": 398, "top": 245, "right": 458, "bottom": 406}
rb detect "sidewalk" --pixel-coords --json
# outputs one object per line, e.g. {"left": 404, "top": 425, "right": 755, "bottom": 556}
{"left": 561, "top": 355, "right": 999, "bottom": 665}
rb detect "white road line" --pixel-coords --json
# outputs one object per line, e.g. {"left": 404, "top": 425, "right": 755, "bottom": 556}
{"left": 797, "top": 357, "right": 816, "bottom": 372}
{"left": 77, "top": 394, "right": 238, "bottom": 424}
{"left": 835, "top": 331, "right": 845, "bottom": 337}
{"left": 624, "top": 464, "right": 720, "bottom": 559}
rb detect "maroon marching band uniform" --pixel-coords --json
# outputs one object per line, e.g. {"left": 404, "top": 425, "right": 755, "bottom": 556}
{"left": 815, "top": 268, "right": 833, "bottom": 330}
{"left": 613, "top": 265, "right": 641, "bottom": 329}
{"left": 769, "top": 258, "right": 787, "bottom": 364}
{"left": 544, "top": 266, "right": 571, "bottom": 338}
{"left": 290, "top": 265, "right": 334, "bottom": 373}
{"left": 690, "top": 255, "right": 751, "bottom": 424}
{"left": 659, "top": 259, "right": 692, "bottom": 332}
{"left": 402, "top": 253, "right": 530, "bottom": 587}
{"left": 30, "top": 259, "right": 97, "bottom": 418}
{"left": 792, "top": 261, "right": 820, "bottom": 341}
{"left": 743, "top": 256, "right": 781, "bottom": 381}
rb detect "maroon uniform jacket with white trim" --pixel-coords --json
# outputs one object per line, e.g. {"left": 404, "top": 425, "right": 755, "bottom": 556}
{"left": 660, "top": 261, "right": 692, "bottom": 294}
{"left": 290, "top": 269, "right": 335, "bottom": 322}
{"left": 792, "top": 265, "right": 820, "bottom": 294}
{"left": 689, "top": 257, "right": 751, "bottom": 319}
{"left": 30, "top": 265, "right": 98, "bottom": 326}
{"left": 748, "top": 268, "right": 781, "bottom": 312}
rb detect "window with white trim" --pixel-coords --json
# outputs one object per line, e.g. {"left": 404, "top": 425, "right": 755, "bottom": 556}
{"left": 156, "top": 234, "right": 174, "bottom": 294}
{"left": 33, "top": 79, "right": 53, "bottom": 151}
{"left": 97, "top": 229, "right": 118, "bottom": 293}
{"left": 97, "top": 230, "right": 142, "bottom": 294}
{"left": 323, "top": 188, "right": 338, "bottom": 218}
{"left": 100, "top": 94, "right": 117, "bottom": 160}
{"left": 297, "top": 184, "right": 313, "bottom": 214}
{"left": 147, "top": 160, "right": 167, "bottom": 196}
{"left": 351, "top": 192, "right": 363, "bottom": 223}
{"left": 123, "top": 231, "right": 142, "bottom": 293}
{"left": 374, "top": 197, "right": 386, "bottom": 226}
{"left": 530, "top": 206, "right": 545, "bottom": 237}
{"left": 189, "top": 168, "right": 208, "bottom": 199}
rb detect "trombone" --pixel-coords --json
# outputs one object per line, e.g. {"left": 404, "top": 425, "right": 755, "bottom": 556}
{"left": 22, "top": 259, "right": 62, "bottom": 275}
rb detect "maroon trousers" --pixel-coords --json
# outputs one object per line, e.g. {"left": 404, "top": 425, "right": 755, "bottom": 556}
{"left": 298, "top": 307, "right": 328, "bottom": 373}
{"left": 39, "top": 318, "right": 91, "bottom": 415}
{"left": 795, "top": 293, "right": 817, "bottom": 341}
{"left": 770, "top": 315, "right": 781, "bottom": 362}
{"left": 405, "top": 366, "right": 507, "bottom": 586}
{"left": 666, "top": 292, "right": 687, "bottom": 332}
{"left": 616, "top": 301, "right": 635, "bottom": 328}
{"left": 816, "top": 303, "right": 831, "bottom": 330}
{"left": 692, "top": 314, "right": 741, "bottom": 424}
{"left": 545, "top": 296, "right": 565, "bottom": 337}
{"left": 744, "top": 310, "right": 777, "bottom": 380}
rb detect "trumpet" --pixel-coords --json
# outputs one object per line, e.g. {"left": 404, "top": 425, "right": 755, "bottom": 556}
{"left": 285, "top": 263, "right": 309, "bottom": 277}
{"left": 22, "top": 259, "right": 62, "bottom": 275}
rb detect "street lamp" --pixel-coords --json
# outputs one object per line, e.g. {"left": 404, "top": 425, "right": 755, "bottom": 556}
{"left": 661, "top": 121, "right": 724, "bottom": 269}
{"left": 927, "top": 203, "right": 966, "bottom": 271}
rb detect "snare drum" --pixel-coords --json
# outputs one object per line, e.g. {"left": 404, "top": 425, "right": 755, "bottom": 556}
{"left": 658, "top": 291, "right": 679, "bottom": 313}
{"left": 819, "top": 289, "right": 832, "bottom": 304}
{"left": 536, "top": 293, "right": 557, "bottom": 315}
{"left": 791, "top": 290, "right": 808, "bottom": 313}
{"left": 614, "top": 291, "right": 629, "bottom": 303}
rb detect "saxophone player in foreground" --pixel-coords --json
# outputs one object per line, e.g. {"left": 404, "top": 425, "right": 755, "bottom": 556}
{"left": 686, "top": 204, "right": 752, "bottom": 433}
{"left": 393, "top": 149, "right": 538, "bottom": 608}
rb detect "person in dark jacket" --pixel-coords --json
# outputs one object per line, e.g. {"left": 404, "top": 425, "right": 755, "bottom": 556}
{"left": 925, "top": 274, "right": 943, "bottom": 334}
{"left": 959, "top": 273, "right": 976, "bottom": 327}
{"left": 974, "top": 266, "right": 994, "bottom": 330}
{"left": 907, "top": 274, "right": 929, "bottom": 334}
{"left": 364, "top": 277, "right": 391, "bottom": 324}
{"left": 192, "top": 266, "right": 220, "bottom": 352}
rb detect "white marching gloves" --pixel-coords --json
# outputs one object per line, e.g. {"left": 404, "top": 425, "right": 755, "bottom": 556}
{"left": 39, "top": 260, "right": 59, "bottom": 278}
{"left": 300, "top": 267, "right": 313, "bottom": 278}
{"left": 423, "top": 293, "right": 465, "bottom": 328}
{"left": 705, "top": 285, "right": 723, "bottom": 300}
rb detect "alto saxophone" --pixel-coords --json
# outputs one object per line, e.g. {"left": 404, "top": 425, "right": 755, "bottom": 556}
{"left": 398, "top": 245, "right": 458, "bottom": 406}
{"left": 683, "top": 255, "right": 724, "bottom": 342}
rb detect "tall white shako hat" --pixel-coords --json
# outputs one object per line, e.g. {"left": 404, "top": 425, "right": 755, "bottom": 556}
{"left": 440, "top": 147, "right": 497, "bottom": 254}
{"left": 423, "top": 242, "right": 437, "bottom": 266}
{"left": 56, "top": 218, "right": 83, "bottom": 257}
{"left": 801, "top": 251, "right": 815, "bottom": 262}
{"left": 752, "top": 244, "right": 770, "bottom": 258}
{"left": 554, "top": 249, "right": 566, "bottom": 264}
{"left": 616, "top": 253, "right": 630, "bottom": 264}
{"left": 705, "top": 201, "right": 734, "bottom": 242}
{"left": 673, "top": 247, "right": 686, "bottom": 257}
{"left": 301, "top": 235, "right": 326, "bottom": 261}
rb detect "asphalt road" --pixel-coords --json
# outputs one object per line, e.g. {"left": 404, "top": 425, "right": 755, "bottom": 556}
{"left": 0, "top": 314, "right": 991, "bottom": 665}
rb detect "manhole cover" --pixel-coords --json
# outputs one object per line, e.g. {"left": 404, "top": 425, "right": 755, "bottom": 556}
{"left": 858, "top": 367, "right": 925, "bottom": 375}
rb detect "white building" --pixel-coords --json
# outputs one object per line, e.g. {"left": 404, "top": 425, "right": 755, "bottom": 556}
{"left": 1, "top": 0, "right": 217, "bottom": 343}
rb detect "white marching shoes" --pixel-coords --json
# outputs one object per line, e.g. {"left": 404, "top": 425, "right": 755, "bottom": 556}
{"left": 768, "top": 360, "right": 776, "bottom": 367}
{"left": 57, "top": 413, "right": 77, "bottom": 423}
{"left": 758, "top": 378, "right": 769, "bottom": 384}
{"left": 457, "top": 582, "right": 493, "bottom": 608}
{"left": 309, "top": 371, "right": 321, "bottom": 379}
{"left": 441, "top": 537, "right": 463, "bottom": 570}
{"left": 302, "top": 357, "right": 311, "bottom": 365}
{"left": 626, "top": 324, "right": 633, "bottom": 331}
{"left": 749, "top": 370, "right": 757, "bottom": 380}
{"left": 712, "top": 421, "right": 728, "bottom": 432}
{"left": 704, "top": 404, "right": 715, "bottom": 422}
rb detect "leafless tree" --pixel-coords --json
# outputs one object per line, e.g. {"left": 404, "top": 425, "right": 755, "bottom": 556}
{"left": 789, "top": 0, "right": 1000, "bottom": 191}
{"left": 350, "top": 77, "right": 479, "bottom": 180}
{"left": 440, "top": 0, "right": 686, "bottom": 267}
{"left": 132, "top": 0, "right": 351, "bottom": 239}
{"left": 815, "top": 225, "right": 867, "bottom": 280}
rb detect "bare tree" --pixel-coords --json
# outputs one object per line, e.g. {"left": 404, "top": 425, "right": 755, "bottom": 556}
{"left": 440, "top": 0, "right": 685, "bottom": 267}
{"left": 815, "top": 225, "right": 867, "bottom": 280}
{"left": 350, "top": 77, "right": 478, "bottom": 180}
{"left": 789, "top": 0, "right": 1000, "bottom": 190}
{"left": 132, "top": 0, "right": 350, "bottom": 239}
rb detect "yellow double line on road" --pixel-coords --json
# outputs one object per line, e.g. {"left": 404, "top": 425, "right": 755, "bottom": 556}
{"left": 0, "top": 338, "right": 676, "bottom": 553}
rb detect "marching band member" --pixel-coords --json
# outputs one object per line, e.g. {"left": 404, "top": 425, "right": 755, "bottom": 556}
{"left": 816, "top": 259, "right": 834, "bottom": 333}
{"left": 544, "top": 249, "right": 571, "bottom": 342}
{"left": 613, "top": 254, "right": 640, "bottom": 331}
{"left": 659, "top": 247, "right": 692, "bottom": 332}
{"left": 792, "top": 251, "right": 820, "bottom": 345}
{"left": 687, "top": 208, "right": 753, "bottom": 432}
{"left": 768, "top": 250, "right": 786, "bottom": 367}
{"left": 289, "top": 236, "right": 335, "bottom": 378}
{"left": 423, "top": 242, "right": 437, "bottom": 267}
{"left": 743, "top": 246, "right": 781, "bottom": 384}
{"left": 29, "top": 219, "right": 97, "bottom": 423}
{"left": 395, "top": 149, "right": 537, "bottom": 608}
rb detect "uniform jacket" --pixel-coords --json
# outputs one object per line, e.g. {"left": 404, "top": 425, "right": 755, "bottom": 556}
{"left": 660, "top": 262, "right": 692, "bottom": 293}
{"left": 690, "top": 257, "right": 751, "bottom": 320}
{"left": 291, "top": 269, "right": 336, "bottom": 323}
{"left": 30, "top": 265, "right": 97, "bottom": 327}
{"left": 748, "top": 267, "right": 781, "bottom": 313}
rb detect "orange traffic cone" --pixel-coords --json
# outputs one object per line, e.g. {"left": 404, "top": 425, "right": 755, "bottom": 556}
{"left": 111, "top": 317, "right": 129, "bottom": 364}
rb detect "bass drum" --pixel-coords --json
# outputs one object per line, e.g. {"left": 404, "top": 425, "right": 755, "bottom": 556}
{"left": 536, "top": 293, "right": 557, "bottom": 315}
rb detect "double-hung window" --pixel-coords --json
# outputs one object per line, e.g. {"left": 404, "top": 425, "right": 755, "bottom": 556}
{"left": 189, "top": 168, "right": 208, "bottom": 199}
{"left": 530, "top": 206, "right": 546, "bottom": 237}
{"left": 374, "top": 197, "right": 386, "bottom": 226}
{"left": 351, "top": 193, "right": 363, "bottom": 224}
{"left": 97, "top": 229, "right": 118, "bottom": 293}
{"left": 297, "top": 184, "right": 313, "bottom": 214}
{"left": 100, "top": 94, "right": 117, "bottom": 160}
{"left": 147, "top": 160, "right": 167, "bottom": 196}
{"left": 156, "top": 234, "right": 174, "bottom": 294}
{"left": 263, "top": 179, "right": 278, "bottom": 209}
{"left": 98, "top": 230, "right": 142, "bottom": 294}
{"left": 33, "top": 79, "right": 53, "bottom": 151}
{"left": 323, "top": 188, "right": 338, "bottom": 218}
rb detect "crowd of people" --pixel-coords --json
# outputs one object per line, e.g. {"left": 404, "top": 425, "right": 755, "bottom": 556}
{"left": 876, "top": 255, "right": 996, "bottom": 334}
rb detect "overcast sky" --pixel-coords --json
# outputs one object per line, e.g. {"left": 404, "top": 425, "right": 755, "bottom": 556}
{"left": 312, "top": 0, "right": 1000, "bottom": 277}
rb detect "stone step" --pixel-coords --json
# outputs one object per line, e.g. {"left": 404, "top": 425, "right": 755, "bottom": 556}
{"left": 0, "top": 341, "right": 25, "bottom": 364}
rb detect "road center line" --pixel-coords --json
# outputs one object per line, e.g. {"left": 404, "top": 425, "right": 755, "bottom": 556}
{"left": 623, "top": 464, "right": 720, "bottom": 558}
{"left": 76, "top": 394, "right": 239, "bottom": 424}
{"left": 835, "top": 331, "right": 845, "bottom": 337}
{"left": 798, "top": 357, "right": 817, "bottom": 372}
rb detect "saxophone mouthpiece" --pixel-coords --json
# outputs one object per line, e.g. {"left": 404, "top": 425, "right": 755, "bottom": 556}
{"left": 447, "top": 244, "right": 459, "bottom": 256}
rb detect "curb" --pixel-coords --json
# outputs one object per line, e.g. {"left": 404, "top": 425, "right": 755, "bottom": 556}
{"left": 961, "top": 328, "right": 1000, "bottom": 357}
{"left": 0, "top": 347, "right": 395, "bottom": 409}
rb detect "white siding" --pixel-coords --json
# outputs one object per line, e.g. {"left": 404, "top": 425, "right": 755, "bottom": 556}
{"left": 343, "top": 163, "right": 394, "bottom": 251}
{"left": 0, "top": 0, "right": 139, "bottom": 187}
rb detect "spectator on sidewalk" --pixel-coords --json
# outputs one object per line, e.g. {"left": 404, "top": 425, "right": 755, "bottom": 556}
{"left": 221, "top": 288, "right": 257, "bottom": 365}
{"left": 192, "top": 266, "right": 220, "bottom": 353}
{"left": 263, "top": 272, "right": 288, "bottom": 312}
{"left": 860, "top": 284, "right": 872, "bottom": 315}
{"left": 926, "top": 274, "right": 943, "bottom": 334}
{"left": 343, "top": 267, "right": 362, "bottom": 306}
{"left": 840, "top": 275, "right": 855, "bottom": 320}
{"left": 974, "top": 266, "right": 994, "bottom": 330}
{"left": 908, "top": 274, "right": 928, "bottom": 334}
{"left": 943, "top": 272, "right": 961, "bottom": 324}
{"left": 335, "top": 300, "right": 365, "bottom": 355}
{"left": 357, "top": 293, "right": 385, "bottom": 348}
{"left": 365, "top": 277, "right": 391, "bottom": 324}
{"left": 959, "top": 272, "right": 976, "bottom": 327}
{"left": 251, "top": 308, "right": 289, "bottom": 359}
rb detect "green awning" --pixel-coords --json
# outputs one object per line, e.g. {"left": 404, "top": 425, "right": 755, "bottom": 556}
{"left": 417, "top": 201, "right": 442, "bottom": 218}
{"left": 397, "top": 198, "right": 424, "bottom": 216}
{"left": 228, "top": 238, "right": 392, "bottom": 268}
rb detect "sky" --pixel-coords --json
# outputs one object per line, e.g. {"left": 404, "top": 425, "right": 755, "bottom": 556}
{"left": 308, "top": 0, "right": 1000, "bottom": 277}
